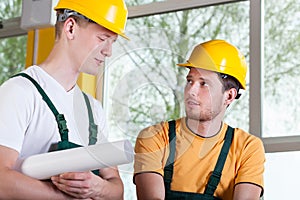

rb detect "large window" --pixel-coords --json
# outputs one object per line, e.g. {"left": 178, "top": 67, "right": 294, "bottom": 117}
{"left": 263, "top": 0, "right": 300, "bottom": 137}
{"left": 105, "top": 1, "right": 250, "bottom": 199}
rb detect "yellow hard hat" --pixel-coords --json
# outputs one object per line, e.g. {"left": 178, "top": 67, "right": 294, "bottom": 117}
{"left": 54, "top": 0, "right": 129, "bottom": 40}
{"left": 177, "top": 39, "right": 247, "bottom": 89}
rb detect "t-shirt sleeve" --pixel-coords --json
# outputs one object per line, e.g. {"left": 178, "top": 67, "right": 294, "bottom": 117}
{"left": 134, "top": 122, "right": 169, "bottom": 176}
{"left": 0, "top": 78, "right": 34, "bottom": 153}
{"left": 235, "top": 134, "right": 265, "bottom": 193}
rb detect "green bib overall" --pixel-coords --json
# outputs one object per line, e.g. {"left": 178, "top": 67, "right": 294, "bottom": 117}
{"left": 163, "top": 120, "right": 234, "bottom": 200}
{"left": 12, "top": 73, "right": 99, "bottom": 175}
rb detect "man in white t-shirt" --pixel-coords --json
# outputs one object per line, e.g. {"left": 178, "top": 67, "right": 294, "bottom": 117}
{"left": 0, "top": 0, "right": 128, "bottom": 199}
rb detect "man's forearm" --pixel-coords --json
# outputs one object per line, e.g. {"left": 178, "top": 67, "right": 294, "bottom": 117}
{"left": 92, "top": 177, "right": 124, "bottom": 200}
{"left": 0, "top": 169, "right": 70, "bottom": 200}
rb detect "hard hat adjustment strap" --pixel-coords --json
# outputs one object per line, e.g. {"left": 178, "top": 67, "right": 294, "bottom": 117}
{"left": 57, "top": 9, "right": 94, "bottom": 23}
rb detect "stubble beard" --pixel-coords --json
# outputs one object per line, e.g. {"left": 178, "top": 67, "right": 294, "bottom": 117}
{"left": 185, "top": 106, "right": 214, "bottom": 123}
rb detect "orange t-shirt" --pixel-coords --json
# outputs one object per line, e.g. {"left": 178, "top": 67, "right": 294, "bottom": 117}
{"left": 134, "top": 117, "right": 265, "bottom": 199}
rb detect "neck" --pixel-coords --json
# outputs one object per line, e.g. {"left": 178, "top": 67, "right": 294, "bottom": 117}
{"left": 186, "top": 117, "right": 223, "bottom": 137}
{"left": 39, "top": 44, "right": 79, "bottom": 91}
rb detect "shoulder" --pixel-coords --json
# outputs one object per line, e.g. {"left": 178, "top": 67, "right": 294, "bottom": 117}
{"left": 136, "top": 118, "right": 184, "bottom": 149}
{"left": 233, "top": 127, "right": 264, "bottom": 146}
{"left": 137, "top": 120, "right": 172, "bottom": 139}
{"left": 0, "top": 71, "right": 38, "bottom": 101}
{"left": 135, "top": 121, "right": 170, "bottom": 152}
{"left": 2, "top": 66, "right": 44, "bottom": 89}
{"left": 229, "top": 126, "right": 265, "bottom": 158}
{"left": 138, "top": 118, "right": 184, "bottom": 137}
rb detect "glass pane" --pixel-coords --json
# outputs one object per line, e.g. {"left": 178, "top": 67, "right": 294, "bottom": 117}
{"left": 104, "top": 2, "right": 249, "bottom": 199}
{"left": 264, "top": 151, "right": 300, "bottom": 199}
{"left": 0, "top": 35, "right": 27, "bottom": 84}
{"left": 263, "top": 0, "right": 300, "bottom": 137}
{"left": 0, "top": 0, "right": 22, "bottom": 19}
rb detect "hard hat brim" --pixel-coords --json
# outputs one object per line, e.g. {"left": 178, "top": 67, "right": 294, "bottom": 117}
{"left": 177, "top": 61, "right": 193, "bottom": 68}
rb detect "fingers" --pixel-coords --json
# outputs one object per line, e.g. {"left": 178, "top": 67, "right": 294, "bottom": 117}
{"left": 53, "top": 180, "right": 91, "bottom": 198}
{"left": 59, "top": 171, "right": 93, "bottom": 181}
{"left": 51, "top": 171, "right": 98, "bottom": 199}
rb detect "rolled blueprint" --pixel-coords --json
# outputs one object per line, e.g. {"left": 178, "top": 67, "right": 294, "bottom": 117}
{"left": 20, "top": 139, "right": 134, "bottom": 180}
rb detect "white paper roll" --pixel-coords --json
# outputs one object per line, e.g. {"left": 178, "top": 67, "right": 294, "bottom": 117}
{"left": 20, "top": 139, "right": 134, "bottom": 180}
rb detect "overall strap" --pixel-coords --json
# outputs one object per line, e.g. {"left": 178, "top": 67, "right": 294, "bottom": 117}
{"left": 204, "top": 126, "right": 234, "bottom": 196}
{"left": 12, "top": 73, "right": 98, "bottom": 145}
{"left": 12, "top": 73, "right": 69, "bottom": 142}
{"left": 82, "top": 92, "right": 98, "bottom": 145}
{"left": 164, "top": 120, "right": 176, "bottom": 190}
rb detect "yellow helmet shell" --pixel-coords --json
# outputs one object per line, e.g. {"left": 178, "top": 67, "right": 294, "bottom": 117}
{"left": 177, "top": 39, "right": 247, "bottom": 89}
{"left": 54, "top": 0, "right": 128, "bottom": 39}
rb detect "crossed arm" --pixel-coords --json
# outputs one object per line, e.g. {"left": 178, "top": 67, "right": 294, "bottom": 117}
{"left": 51, "top": 167, "right": 123, "bottom": 199}
{"left": 0, "top": 145, "right": 123, "bottom": 200}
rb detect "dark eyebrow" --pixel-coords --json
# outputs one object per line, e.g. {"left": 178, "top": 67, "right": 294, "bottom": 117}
{"left": 186, "top": 75, "right": 206, "bottom": 81}
{"left": 186, "top": 75, "right": 215, "bottom": 86}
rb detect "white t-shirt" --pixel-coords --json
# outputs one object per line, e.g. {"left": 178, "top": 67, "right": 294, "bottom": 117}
{"left": 0, "top": 66, "right": 108, "bottom": 170}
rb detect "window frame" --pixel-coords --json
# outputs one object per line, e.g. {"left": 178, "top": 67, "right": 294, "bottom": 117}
{"left": 0, "top": 17, "right": 26, "bottom": 39}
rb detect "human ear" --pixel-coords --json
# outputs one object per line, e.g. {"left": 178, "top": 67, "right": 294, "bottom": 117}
{"left": 63, "top": 18, "right": 76, "bottom": 40}
{"left": 225, "top": 88, "right": 237, "bottom": 105}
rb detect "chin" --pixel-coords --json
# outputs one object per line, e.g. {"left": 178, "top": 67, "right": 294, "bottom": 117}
{"left": 82, "top": 67, "right": 101, "bottom": 76}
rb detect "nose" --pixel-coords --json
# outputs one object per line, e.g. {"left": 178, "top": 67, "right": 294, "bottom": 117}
{"left": 101, "top": 40, "right": 113, "bottom": 57}
{"left": 187, "top": 83, "right": 199, "bottom": 97}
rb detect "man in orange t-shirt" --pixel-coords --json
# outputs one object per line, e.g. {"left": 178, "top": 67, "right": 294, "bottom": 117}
{"left": 134, "top": 39, "right": 265, "bottom": 200}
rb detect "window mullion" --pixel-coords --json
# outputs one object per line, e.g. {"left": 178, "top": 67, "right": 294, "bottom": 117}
{"left": 249, "top": 0, "right": 263, "bottom": 138}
